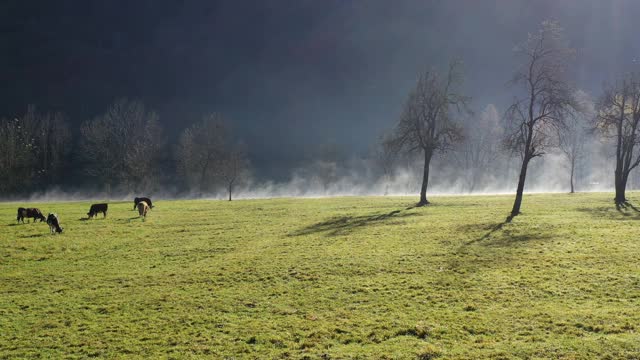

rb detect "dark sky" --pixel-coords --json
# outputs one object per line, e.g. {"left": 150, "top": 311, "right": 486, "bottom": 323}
{"left": 2, "top": 0, "right": 640, "bottom": 179}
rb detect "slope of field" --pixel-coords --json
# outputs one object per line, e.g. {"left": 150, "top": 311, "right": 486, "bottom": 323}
{"left": 1, "top": 193, "right": 640, "bottom": 359}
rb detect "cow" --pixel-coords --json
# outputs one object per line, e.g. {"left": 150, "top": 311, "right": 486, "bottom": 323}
{"left": 137, "top": 201, "right": 149, "bottom": 219}
{"left": 87, "top": 203, "right": 108, "bottom": 219}
{"left": 46, "top": 213, "right": 63, "bottom": 234}
{"left": 16, "top": 207, "right": 26, "bottom": 223}
{"left": 17, "top": 207, "right": 46, "bottom": 223}
{"left": 133, "top": 197, "right": 153, "bottom": 210}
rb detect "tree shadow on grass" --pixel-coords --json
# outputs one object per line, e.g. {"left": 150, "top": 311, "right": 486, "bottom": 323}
{"left": 459, "top": 214, "right": 555, "bottom": 249}
{"left": 578, "top": 200, "right": 640, "bottom": 220}
{"left": 616, "top": 200, "right": 640, "bottom": 213}
{"left": 289, "top": 206, "right": 419, "bottom": 237}
{"left": 463, "top": 216, "right": 514, "bottom": 246}
{"left": 478, "top": 232, "right": 555, "bottom": 248}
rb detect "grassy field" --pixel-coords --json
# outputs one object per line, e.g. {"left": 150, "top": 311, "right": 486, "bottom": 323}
{"left": 1, "top": 193, "right": 640, "bottom": 359}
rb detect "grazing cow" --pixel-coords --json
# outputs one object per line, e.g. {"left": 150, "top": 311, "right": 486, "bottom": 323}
{"left": 17, "top": 207, "right": 46, "bottom": 223}
{"left": 16, "top": 207, "right": 26, "bottom": 223}
{"left": 133, "top": 197, "right": 153, "bottom": 210}
{"left": 46, "top": 213, "right": 63, "bottom": 234}
{"left": 137, "top": 201, "right": 149, "bottom": 218}
{"left": 87, "top": 203, "right": 108, "bottom": 219}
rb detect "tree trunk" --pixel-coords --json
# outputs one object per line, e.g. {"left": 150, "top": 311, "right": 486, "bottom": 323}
{"left": 615, "top": 169, "right": 627, "bottom": 204}
{"left": 614, "top": 113, "right": 625, "bottom": 203}
{"left": 511, "top": 156, "right": 530, "bottom": 217}
{"left": 418, "top": 148, "right": 433, "bottom": 206}
{"left": 570, "top": 158, "right": 575, "bottom": 194}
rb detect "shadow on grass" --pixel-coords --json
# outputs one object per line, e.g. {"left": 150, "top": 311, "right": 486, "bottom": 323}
{"left": 18, "top": 233, "right": 48, "bottom": 238}
{"left": 463, "top": 216, "right": 514, "bottom": 246}
{"left": 616, "top": 200, "right": 640, "bottom": 213}
{"left": 479, "top": 232, "right": 555, "bottom": 248}
{"left": 578, "top": 200, "right": 640, "bottom": 220}
{"left": 290, "top": 205, "right": 418, "bottom": 237}
{"left": 459, "top": 214, "right": 555, "bottom": 249}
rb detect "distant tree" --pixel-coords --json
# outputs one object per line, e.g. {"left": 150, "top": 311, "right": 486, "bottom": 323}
{"left": 557, "top": 117, "right": 586, "bottom": 194}
{"left": 375, "top": 133, "right": 399, "bottom": 195}
{"left": 594, "top": 73, "right": 640, "bottom": 204}
{"left": 0, "top": 117, "right": 34, "bottom": 193}
{"left": 79, "top": 99, "right": 164, "bottom": 193}
{"left": 217, "top": 144, "right": 250, "bottom": 201}
{"left": 175, "top": 113, "right": 227, "bottom": 194}
{"left": 315, "top": 141, "right": 345, "bottom": 193}
{"left": 0, "top": 106, "right": 72, "bottom": 193}
{"left": 24, "top": 106, "right": 72, "bottom": 186}
{"left": 454, "top": 104, "right": 503, "bottom": 192}
{"left": 558, "top": 91, "right": 592, "bottom": 193}
{"left": 504, "top": 21, "right": 579, "bottom": 217}
{"left": 389, "top": 60, "right": 468, "bottom": 205}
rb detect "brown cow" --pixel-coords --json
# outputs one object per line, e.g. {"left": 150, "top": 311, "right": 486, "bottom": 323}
{"left": 133, "top": 197, "right": 153, "bottom": 210}
{"left": 17, "top": 207, "right": 46, "bottom": 223}
{"left": 137, "top": 201, "right": 149, "bottom": 219}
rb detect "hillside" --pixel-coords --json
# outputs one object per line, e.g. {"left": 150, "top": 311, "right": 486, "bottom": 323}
{"left": 1, "top": 193, "right": 639, "bottom": 359}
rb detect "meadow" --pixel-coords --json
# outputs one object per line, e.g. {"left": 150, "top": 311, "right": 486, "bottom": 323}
{"left": 1, "top": 193, "right": 639, "bottom": 359}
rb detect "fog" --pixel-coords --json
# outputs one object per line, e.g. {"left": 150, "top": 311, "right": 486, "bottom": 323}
{"left": 9, "top": 141, "right": 626, "bottom": 203}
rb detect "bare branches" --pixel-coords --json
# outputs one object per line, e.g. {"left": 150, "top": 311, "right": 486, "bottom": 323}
{"left": 175, "top": 113, "right": 250, "bottom": 198}
{"left": 0, "top": 106, "right": 72, "bottom": 193}
{"left": 218, "top": 144, "right": 250, "bottom": 201}
{"left": 79, "top": 99, "right": 164, "bottom": 193}
{"left": 595, "top": 73, "right": 640, "bottom": 201}
{"left": 506, "top": 21, "right": 578, "bottom": 161}
{"left": 175, "top": 113, "right": 227, "bottom": 193}
{"left": 391, "top": 60, "right": 468, "bottom": 155}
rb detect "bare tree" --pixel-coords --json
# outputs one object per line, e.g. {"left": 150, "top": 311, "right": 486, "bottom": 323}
{"left": 389, "top": 60, "right": 468, "bottom": 205}
{"left": 124, "top": 115, "right": 165, "bottom": 192}
{"left": 175, "top": 113, "right": 226, "bottom": 194}
{"left": 454, "top": 104, "right": 503, "bottom": 192}
{"left": 0, "top": 107, "right": 72, "bottom": 193}
{"left": 594, "top": 73, "right": 640, "bottom": 203}
{"left": 557, "top": 91, "right": 592, "bottom": 193}
{"left": 218, "top": 145, "right": 250, "bottom": 201}
{"left": 557, "top": 117, "right": 585, "bottom": 194}
{"left": 504, "top": 21, "right": 578, "bottom": 217}
{"left": 0, "top": 117, "right": 34, "bottom": 193}
{"left": 375, "top": 133, "right": 399, "bottom": 195}
{"left": 26, "top": 106, "right": 72, "bottom": 186}
{"left": 79, "top": 99, "right": 163, "bottom": 194}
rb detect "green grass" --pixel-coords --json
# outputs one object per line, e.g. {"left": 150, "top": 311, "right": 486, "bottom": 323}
{"left": 1, "top": 193, "right": 640, "bottom": 359}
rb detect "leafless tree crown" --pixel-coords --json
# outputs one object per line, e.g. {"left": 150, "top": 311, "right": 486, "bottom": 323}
{"left": 391, "top": 60, "right": 468, "bottom": 155}
{"left": 504, "top": 20, "right": 578, "bottom": 160}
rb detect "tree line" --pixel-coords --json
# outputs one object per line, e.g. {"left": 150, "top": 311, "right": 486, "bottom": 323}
{"left": 384, "top": 20, "right": 640, "bottom": 218}
{"left": 0, "top": 99, "right": 249, "bottom": 200}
